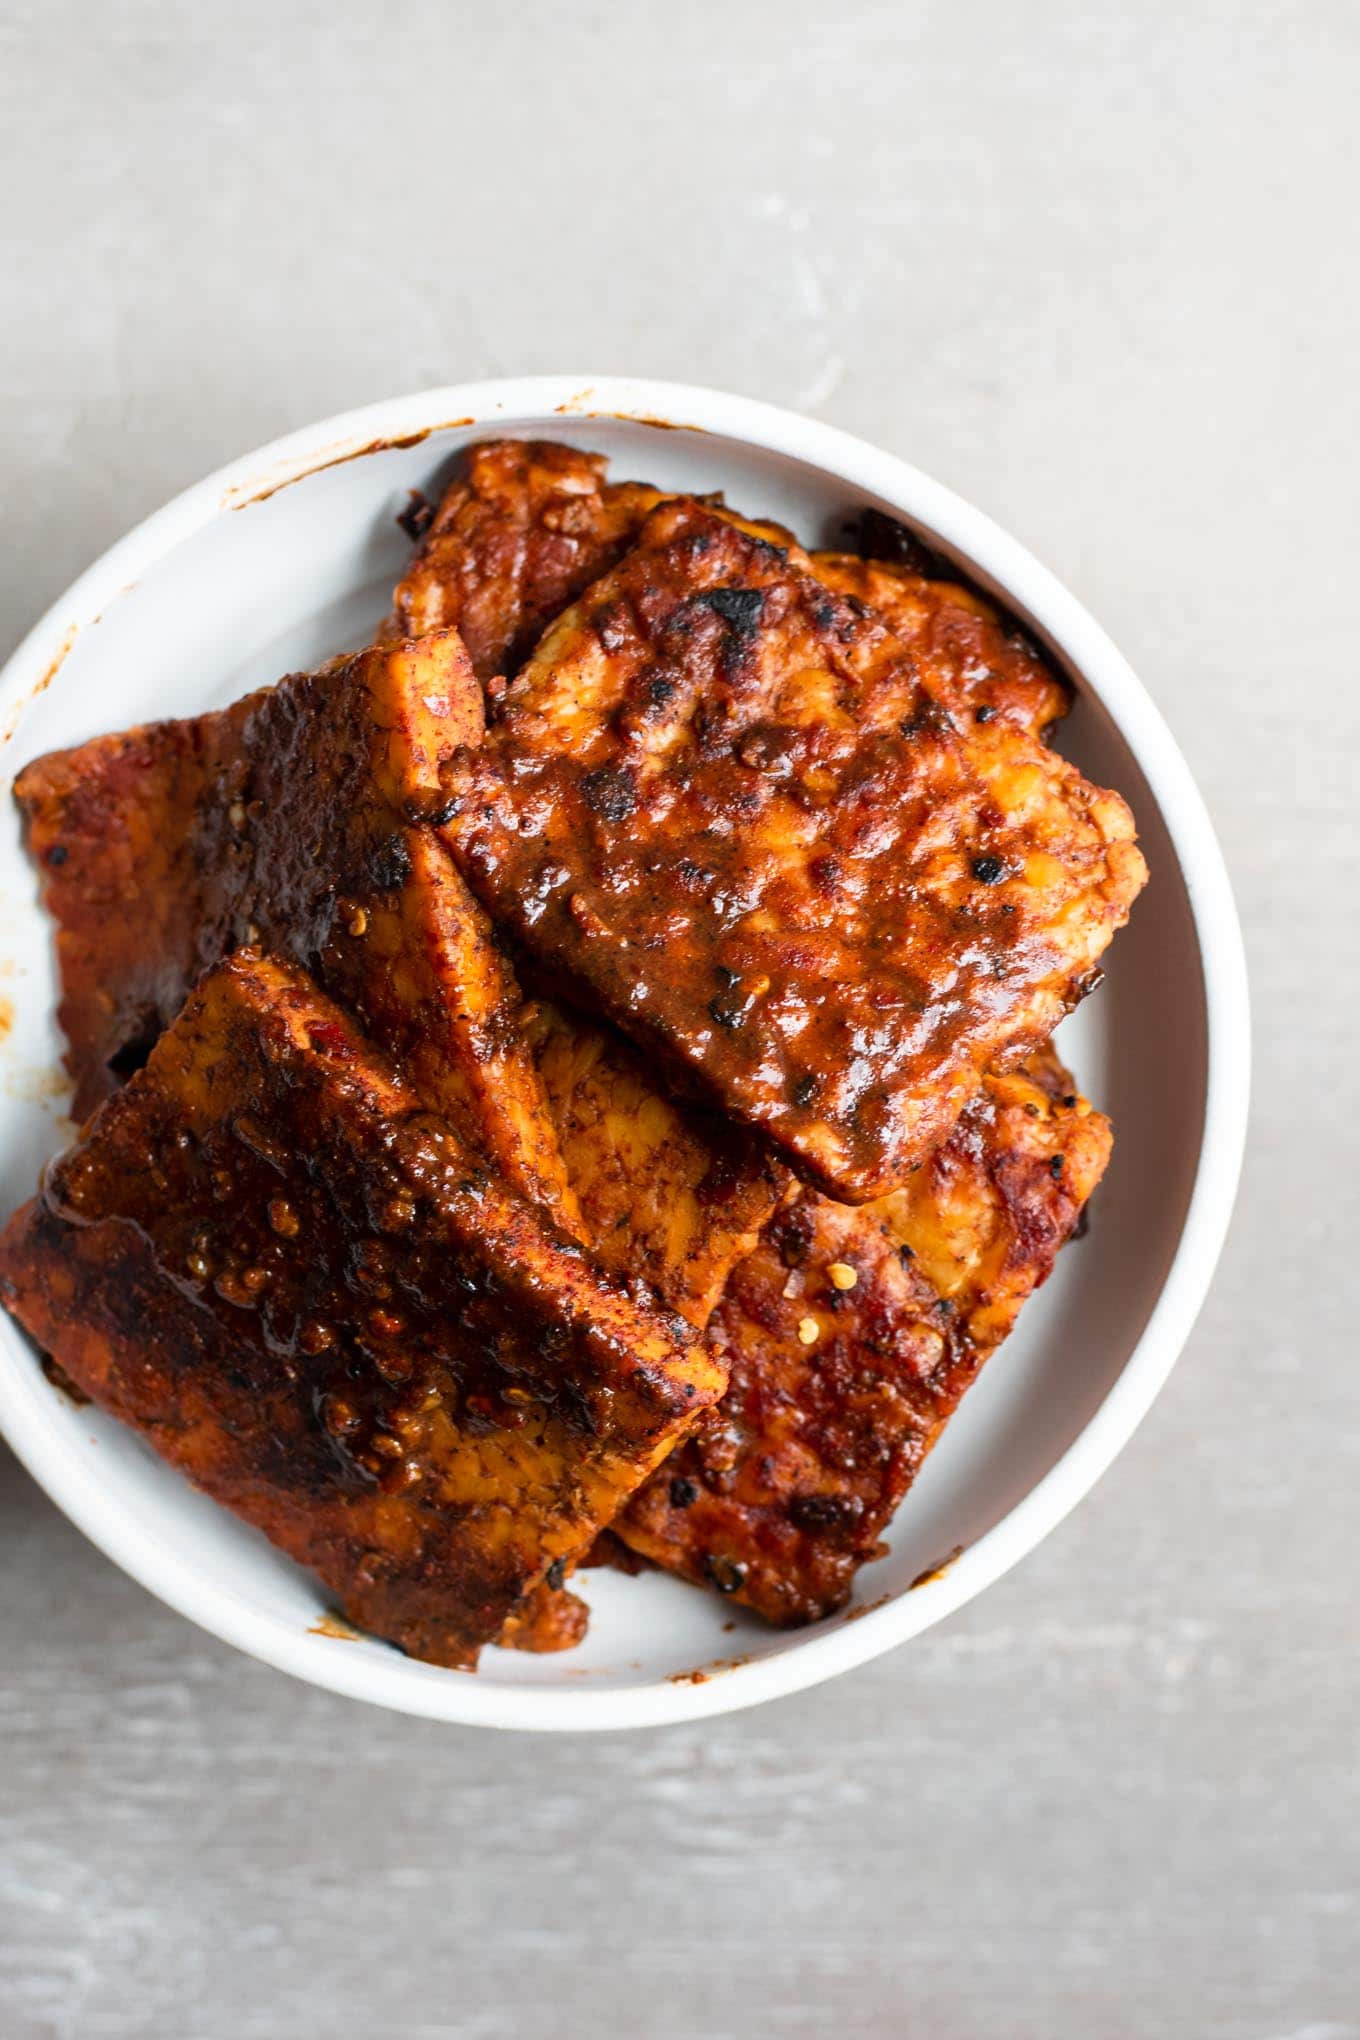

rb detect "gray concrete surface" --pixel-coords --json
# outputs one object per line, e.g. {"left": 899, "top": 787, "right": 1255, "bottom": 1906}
{"left": 1, "top": 3, "right": 1355, "bottom": 2035}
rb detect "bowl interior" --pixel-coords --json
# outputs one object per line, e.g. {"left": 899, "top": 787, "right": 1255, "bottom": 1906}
{"left": 0, "top": 408, "right": 1209, "bottom": 1723}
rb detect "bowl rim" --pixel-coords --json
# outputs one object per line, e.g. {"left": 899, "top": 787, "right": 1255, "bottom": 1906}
{"left": 0, "top": 374, "right": 1250, "bottom": 1731}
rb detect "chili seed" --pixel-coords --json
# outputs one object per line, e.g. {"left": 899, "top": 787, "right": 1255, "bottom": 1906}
{"left": 268, "top": 1198, "right": 299, "bottom": 1238}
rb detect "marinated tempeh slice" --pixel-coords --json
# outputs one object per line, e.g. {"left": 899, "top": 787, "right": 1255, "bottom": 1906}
{"left": 0, "top": 955, "right": 722, "bottom": 1667}
{"left": 441, "top": 499, "right": 1145, "bottom": 1202}
{"left": 808, "top": 552, "right": 1069, "bottom": 738}
{"left": 387, "top": 439, "right": 667, "bottom": 679}
{"left": 617, "top": 1047, "right": 1111, "bottom": 1623}
{"left": 14, "top": 698, "right": 254, "bottom": 1120}
{"left": 15, "top": 632, "right": 575, "bottom": 1222}
{"left": 384, "top": 436, "right": 804, "bottom": 684}
{"left": 524, "top": 998, "right": 786, "bottom": 1331}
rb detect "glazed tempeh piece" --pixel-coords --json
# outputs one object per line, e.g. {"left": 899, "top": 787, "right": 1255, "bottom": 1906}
{"left": 14, "top": 698, "right": 254, "bottom": 1121}
{"left": 618, "top": 1048, "right": 1112, "bottom": 1623}
{"left": 15, "top": 632, "right": 575, "bottom": 1221}
{"left": 809, "top": 552, "right": 1069, "bottom": 738}
{"left": 524, "top": 998, "right": 786, "bottom": 1331}
{"left": 441, "top": 498, "right": 1145, "bottom": 1202}
{"left": 0, "top": 956, "right": 722, "bottom": 1666}
{"left": 387, "top": 439, "right": 667, "bottom": 679}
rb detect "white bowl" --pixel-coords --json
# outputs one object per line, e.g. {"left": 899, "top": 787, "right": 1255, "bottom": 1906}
{"left": 0, "top": 377, "right": 1249, "bottom": 1730}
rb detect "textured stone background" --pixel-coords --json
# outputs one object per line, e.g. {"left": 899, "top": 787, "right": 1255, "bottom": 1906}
{"left": 1, "top": 3, "right": 1355, "bottom": 2035}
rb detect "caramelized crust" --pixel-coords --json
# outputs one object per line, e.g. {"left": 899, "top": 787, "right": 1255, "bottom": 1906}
{"left": 618, "top": 1048, "right": 1112, "bottom": 1623}
{"left": 15, "top": 633, "right": 575, "bottom": 1222}
{"left": 442, "top": 498, "right": 1145, "bottom": 1202}
{"left": 524, "top": 998, "right": 786, "bottom": 1330}
{"left": 0, "top": 956, "right": 722, "bottom": 1666}
{"left": 809, "top": 554, "right": 1070, "bottom": 738}
{"left": 388, "top": 439, "right": 666, "bottom": 679}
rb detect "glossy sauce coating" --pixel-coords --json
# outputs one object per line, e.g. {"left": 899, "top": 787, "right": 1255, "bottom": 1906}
{"left": 0, "top": 956, "right": 722, "bottom": 1665}
{"left": 441, "top": 498, "right": 1145, "bottom": 1202}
